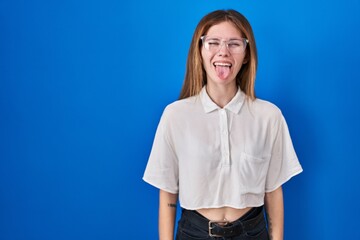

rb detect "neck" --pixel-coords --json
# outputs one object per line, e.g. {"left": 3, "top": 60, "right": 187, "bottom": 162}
{"left": 206, "top": 83, "right": 238, "bottom": 108}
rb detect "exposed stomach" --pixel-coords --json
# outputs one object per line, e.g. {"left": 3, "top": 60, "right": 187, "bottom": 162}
{"left": 196, "top": 206, "right": 253, "bottom": 222}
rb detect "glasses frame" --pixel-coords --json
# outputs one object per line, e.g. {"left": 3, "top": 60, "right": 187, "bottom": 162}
{"left": 200, "top": 35, "right": 249, "bottom": 54}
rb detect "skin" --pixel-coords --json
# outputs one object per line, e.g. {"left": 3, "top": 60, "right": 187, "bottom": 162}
{"left": 201, "top": 21, "right": 246, "bottom": 108}
{"left": 159, "top": 190, "right": 177, "bottom": 240}
{"left": 265, "top": 186, "right": 284, "bottom": 240}
{"left": 159, "top": 21, "right": 284, "bottom": 240}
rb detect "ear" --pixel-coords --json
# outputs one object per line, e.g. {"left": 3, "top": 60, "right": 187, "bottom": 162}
{"left": 242, "top": 54, "right": 249, "bottom": 64}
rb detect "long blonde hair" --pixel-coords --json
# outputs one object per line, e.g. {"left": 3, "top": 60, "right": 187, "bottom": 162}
{"left": 179, "top": 10, "right": 258, "bottom": 100}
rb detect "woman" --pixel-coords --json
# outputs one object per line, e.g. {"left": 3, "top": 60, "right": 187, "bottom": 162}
{"left": 143, "top": 9, "right": 303, "bottom": 240}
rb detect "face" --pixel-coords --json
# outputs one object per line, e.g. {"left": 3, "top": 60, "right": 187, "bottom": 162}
{"left": 201, "top": 21, "right": 246, "bottom": 89}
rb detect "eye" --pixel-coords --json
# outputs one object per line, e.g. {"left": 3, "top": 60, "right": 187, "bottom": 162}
{"left": 207, "top": 40, "right": 220, "bottom": 46}
{"left": 228, "top": 43, "right": 240, "bottom": 47}
{"left": 228, "top": 41, "right": 242, "bottom": 48}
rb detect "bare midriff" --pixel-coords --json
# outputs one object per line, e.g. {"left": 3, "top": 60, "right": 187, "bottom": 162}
{"left": 196, "top": 206, "right": 253, "bottom": 222}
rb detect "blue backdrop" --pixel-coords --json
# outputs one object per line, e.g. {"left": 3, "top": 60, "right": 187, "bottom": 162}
{"left": 1, "top": 0, "right": 360, "bottom": 239}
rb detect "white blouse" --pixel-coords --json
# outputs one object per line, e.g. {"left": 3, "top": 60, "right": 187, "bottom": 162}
{"left": 143, "top": 87, "right": 303, "bottom": 210}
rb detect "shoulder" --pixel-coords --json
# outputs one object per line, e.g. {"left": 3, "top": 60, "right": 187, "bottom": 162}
{"left": 245, "top": 97, "right": 283, "bottom": 122}
{"left": 249, "top": 97, "right": 281, "bottom": 113}
{"left": 156, "top": 95, "right": 202, "bottom": 129}
{"left": 163, "top": 95, "right": 201, "bottom": 117}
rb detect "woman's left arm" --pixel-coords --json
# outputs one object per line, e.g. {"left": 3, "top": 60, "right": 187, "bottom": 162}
{"left": 264, "top": 186, "right": 284, "bottom": 240}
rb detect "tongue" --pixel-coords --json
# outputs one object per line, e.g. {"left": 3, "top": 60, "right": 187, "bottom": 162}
{"left": 216, "top": 66, "right": 230, "bottom": 80}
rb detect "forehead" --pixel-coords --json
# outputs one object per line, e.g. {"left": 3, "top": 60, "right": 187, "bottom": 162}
{"left": 206, "top": 21, "right": 242, "bottom": 38}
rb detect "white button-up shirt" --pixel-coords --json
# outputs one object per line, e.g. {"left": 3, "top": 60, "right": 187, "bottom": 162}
{"left": 143, "top": 87, "right": 303, "bottom": 210}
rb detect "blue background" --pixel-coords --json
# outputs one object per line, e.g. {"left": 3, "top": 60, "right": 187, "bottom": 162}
{"left": 1, "top": 0, "right": 360, "bottom": 239}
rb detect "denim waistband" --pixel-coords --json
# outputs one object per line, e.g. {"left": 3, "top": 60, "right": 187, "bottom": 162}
{"left": 181, "top": 206, "right": 265, "bottom": 238}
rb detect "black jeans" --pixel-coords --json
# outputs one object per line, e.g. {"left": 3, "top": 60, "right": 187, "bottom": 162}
{"left": 175, "top": 206, "right": 269, "bottom": 240}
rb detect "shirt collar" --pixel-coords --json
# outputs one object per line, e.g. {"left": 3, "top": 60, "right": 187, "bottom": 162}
{"left": 200, "top": 86, "right": 245, "bottom": 114}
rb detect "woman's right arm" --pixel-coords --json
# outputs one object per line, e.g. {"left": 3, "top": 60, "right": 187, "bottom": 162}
{"left": 159, "top": 189, "right": 178, "bottom": 240}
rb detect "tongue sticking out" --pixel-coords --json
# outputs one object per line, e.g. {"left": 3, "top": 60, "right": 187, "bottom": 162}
{"left": 216, "top": 66, "right": 231, "bottom": 80}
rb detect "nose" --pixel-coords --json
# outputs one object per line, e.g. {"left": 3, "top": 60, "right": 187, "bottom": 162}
{"left": 217, "top": 42, "right": 230, "bottom": 56}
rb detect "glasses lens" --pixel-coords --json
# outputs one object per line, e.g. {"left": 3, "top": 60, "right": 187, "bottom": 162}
{"left": 227, "top": 39, "right": 247, "bottom": 53}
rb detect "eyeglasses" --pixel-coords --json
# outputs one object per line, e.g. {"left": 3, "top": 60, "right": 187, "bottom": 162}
{"left": 200, "top": 35, "right": 249, "bottom": 54}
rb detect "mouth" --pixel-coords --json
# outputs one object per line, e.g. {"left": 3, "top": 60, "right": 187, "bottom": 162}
{"left": 213, "top": 62, "right": 232, "bottom": 79}
{"left": 213, "top": 62, "right": 232, "bottom": 68}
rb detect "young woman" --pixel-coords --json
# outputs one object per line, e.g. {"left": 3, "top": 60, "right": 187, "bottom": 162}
{"left": 143, "top": 9, "right": 303, "bottom": 240}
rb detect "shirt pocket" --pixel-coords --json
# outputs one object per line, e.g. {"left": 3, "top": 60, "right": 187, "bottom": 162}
{"left": 237, "top": 152, "right": 270, "bottom": 194}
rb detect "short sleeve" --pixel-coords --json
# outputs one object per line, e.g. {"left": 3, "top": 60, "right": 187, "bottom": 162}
{"left": 142, "top": 109, "right": 179, "bottom": 194}
{"left": 265, "top": 115, "right": 303, "bottom": 192}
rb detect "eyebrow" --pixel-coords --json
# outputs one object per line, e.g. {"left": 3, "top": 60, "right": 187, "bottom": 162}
{"left": 206, "top": 36, "right": 243, "bottom": 41}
